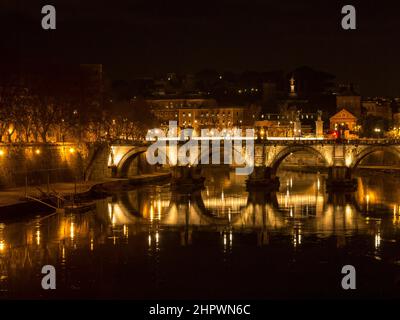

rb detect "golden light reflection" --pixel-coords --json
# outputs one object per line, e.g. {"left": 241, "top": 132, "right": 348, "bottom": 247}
{"left": 0, "top": 240, "right": 6, "bottom": 253}
{"left": 36, "top": 230, "right": 41, "bottom": 246}
{"left": 108, "top": 203, "right": 113, "bottom": 220}
{"left": 222, "top": 230, "right": 233, "bottom": 252}
{"left": 70, "top": 222, "right": 75, "bottom": 240}
{"left": 34, "top": 220, "right": 41, "bottom": 246}
{"left": 157, "top": 199, "right": 162, "bottom": 220}
{"left": 123, "top": 225, "right": 128, "bottom": 238}
{"left": 150, "top": 203, "right": 154, "bottom": 221}
{"left": 393, "top": 205, "right": 400, "bottom": 225}
{"left": 0, "top": 224, "right": 6, "bottom": 253}
{"left": 155, "top": 231, "right": 159, "bottom": 245}
{"left": 203, "top": 194, "right": 247, "bottom": 216}
{"left": 293, "top": 227, "right": 302, "bottom": 247}
{"left": 375, "top": 231, "right": 381, "bottom": 249}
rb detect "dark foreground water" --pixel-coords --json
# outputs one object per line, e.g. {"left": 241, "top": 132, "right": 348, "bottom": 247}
{"left": 1, "top": 168, "right": 400, "bottom": 299}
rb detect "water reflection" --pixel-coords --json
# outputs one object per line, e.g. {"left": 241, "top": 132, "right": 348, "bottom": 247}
{"left": 1, "top": 168, "right": 400, "bottom": 298}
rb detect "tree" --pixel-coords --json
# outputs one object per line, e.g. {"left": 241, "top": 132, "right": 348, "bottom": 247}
{"left": 0, "top": 85, "right": 20, "bottom": 142}
{"left": 358, "top": 115, "right": 389, "bottom": 138}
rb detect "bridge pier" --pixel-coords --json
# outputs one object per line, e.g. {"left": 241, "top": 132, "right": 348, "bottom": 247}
{"left": 326, "top": 166, "right": 357, "bottom": 192}
{"left": 246, "top": 167, "right": 280, "bottom": 192}
{"left": 247, "top": 189, "right": 278, "bottom": 207}
{"left": 171, "top": 166, "right": 205, "bottom": 192}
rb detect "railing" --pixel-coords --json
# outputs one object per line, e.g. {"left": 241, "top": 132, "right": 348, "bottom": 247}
{"left": 255, "top": 138, "right": 400, "bottom": 145}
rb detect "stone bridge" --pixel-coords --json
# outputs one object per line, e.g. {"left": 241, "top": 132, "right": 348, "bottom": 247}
{"left": 87, "top": 138, "right": 400, "bottom": 191}
{"left": 250, "top": 139, "right": 400, "bottom": 191}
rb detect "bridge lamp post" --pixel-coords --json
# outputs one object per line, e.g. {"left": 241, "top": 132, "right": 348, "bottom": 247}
{"left": 374, "top": 127, "right": 382, "bottom": 138}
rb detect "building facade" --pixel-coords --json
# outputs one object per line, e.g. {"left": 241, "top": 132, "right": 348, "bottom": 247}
{"left": 178, "top": 106, "right": 245, "bottom": 131}
{"left": 329, "top": 108, "right": 357, "bottom": 131}
{"left": 362, "top": 98, "right": 392, "bottom": 120}
{"left": 146, "top": 98, "right": 216, "bottom": 126}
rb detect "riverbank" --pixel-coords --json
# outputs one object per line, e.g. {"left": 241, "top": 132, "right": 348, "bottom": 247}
{"left": 0, "top": 172, "right": 171, "bottom": 218}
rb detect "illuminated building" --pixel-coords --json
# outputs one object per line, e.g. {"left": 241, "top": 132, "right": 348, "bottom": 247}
{"left": 330, "top": 108, "right": 357, "bottom": 132}
{"left": 146, "top": 97, "right": 217, "bottom": 126}
{"left": 178, "top": 106, "right": 245, "bottom": 131}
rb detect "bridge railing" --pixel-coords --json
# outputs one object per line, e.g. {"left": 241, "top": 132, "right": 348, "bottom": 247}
{"left": 108, "top": 137, "right": 400, "bottom": 147}
{"left": 255, "top": 137, "right": 400, "bottom": 145}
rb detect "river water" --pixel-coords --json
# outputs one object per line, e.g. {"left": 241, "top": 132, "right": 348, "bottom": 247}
{"left": 1, "top": 168, "right": 400, "bottom": 299}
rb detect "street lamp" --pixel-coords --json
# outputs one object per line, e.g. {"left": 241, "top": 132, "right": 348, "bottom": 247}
{"left": 374, "top": 127, "right": 382, "bottom": 138}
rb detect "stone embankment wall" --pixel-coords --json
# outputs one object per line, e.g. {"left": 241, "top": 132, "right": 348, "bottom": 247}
{"left": 0, "top": 143, "right": 111, "bottom": 188}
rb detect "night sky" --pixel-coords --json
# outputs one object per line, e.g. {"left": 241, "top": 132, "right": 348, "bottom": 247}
{"left": 1, "top": 0, "right": 400, "bottom": 96}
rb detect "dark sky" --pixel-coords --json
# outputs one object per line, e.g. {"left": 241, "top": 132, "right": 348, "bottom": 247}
{"left": 2, "top": 0, "right": 400, "bottom": 96}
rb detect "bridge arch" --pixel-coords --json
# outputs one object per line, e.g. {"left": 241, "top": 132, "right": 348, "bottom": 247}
{"left": 350, "top": 145, "right": 400, "bottom": 169}
{"left": 115, "top": 147, "right": 148, "bottom": 177}
{"left": 270, "top": 145, "right": 328, "bottom": 174}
